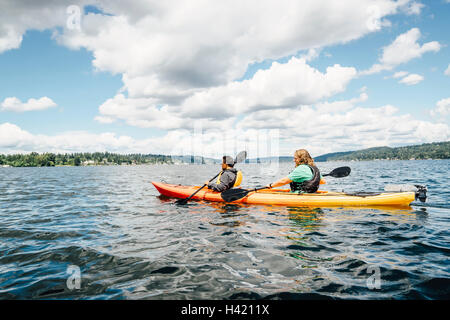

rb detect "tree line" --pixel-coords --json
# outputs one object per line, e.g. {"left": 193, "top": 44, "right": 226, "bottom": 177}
{"left": 316, "top": 141, "right": 450, "bottom": 161}
{"left": 0, "top": 152, "right": 175, "bottom": 167}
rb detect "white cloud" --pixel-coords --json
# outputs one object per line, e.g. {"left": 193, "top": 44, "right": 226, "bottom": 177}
{"left": 430, "top": 98, "right": 450, "bottom": 117}
{"left": 0, "top": 25, "right": 23, "bottom": 53}
{"left": 96, "top": 57, "right": 357, "bottom": 127}
{"left": 403, "top": 1, "right": 425, "bottom": 15}
{"left": 1, "top": 97, "right": 57, "bottom": 112}
{"left": 1, "top": 0, "right": 446, "bottom": 157}
{"left": 301, "top": 48, "right": 321, "bottom": 62}
{"left": 445, "top": 64, "right": 450, "bottom": 76}
{"left": 0, "top": 122, "right": 139, "bottom": 153}
{"left": 237, "top": 101, "right": 449, "bottom": 155}
{"left": 361, "top": 28, "right": 441, "bottom": 75}
{"left": 0, "top": 0, "right": 95, "bottom": 54}
{"left": 96, "top": 93, "right": 238, "bottom": 130}
{"left": 392, "top": 71, "right": 409, "bottom": 78}
{"left": 0, "top": 123, "right": 34, "bottom": 148}
{"left": 94, "top": 116, "right": 116, "bottom": 124}
{"left": 315, "top": 92, "right": 368, "bottom": 113}
{"left": 96, "top": 94, "right": 184, "bottom": 130}
{"left": 53, "top": 0, "right": 411, "bottom": 104}
{"left": 398, "top": 73, "right": 424, "bottom": 85}
{"left": 0, "top": 122, "right": 279, "bottom": 158}
{"left": 1, "top": 1, "right": 428, "bottom": 131}
{"left": 380, "top": 28, "right": 440, "bottom": 66}
{"left": 0, "top": 122, "right": 138, "bottom": 153}
{"left": 179, "top": 57, "right": 358, "bottom": 119}
{"left": 387, "top": 70, "right": 425, "bottom": 85}
{"left": 2, "top": 113, "right": 448, "bottom": 158}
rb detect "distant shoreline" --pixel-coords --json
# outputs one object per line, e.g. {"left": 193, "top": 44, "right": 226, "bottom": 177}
{"left": 1, "top": 141, "right": 448, "bottom": 167}
{"left": 1, "top": 158, "right": 448, "bottom": 168}
{"left": 313, "top": 141, "right": 449, "bottom": 162}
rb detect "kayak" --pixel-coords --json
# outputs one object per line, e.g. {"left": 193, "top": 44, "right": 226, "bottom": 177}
{"left": 152, "top": 182, "right": 416, "bottom": 207}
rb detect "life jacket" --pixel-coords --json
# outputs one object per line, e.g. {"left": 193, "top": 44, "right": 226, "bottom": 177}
{"left": 233, "top": 170, "right": 243, "bottom": 187}
{"left": 216, "top": 168, "right": 243, "bottom": 188}
{"left": 289, "top": 165, "right": 321, "bottom": 193}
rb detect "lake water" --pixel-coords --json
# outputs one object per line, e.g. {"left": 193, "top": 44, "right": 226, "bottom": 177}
{"left": 0, "top": 160, "right": 449, "bottom": 299}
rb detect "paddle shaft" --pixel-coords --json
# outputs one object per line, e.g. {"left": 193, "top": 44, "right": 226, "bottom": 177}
{"left": 220, "top": 186, "right": 267, "bottom": 202}
{"left": 221, "top": 166, "right": 351, "bottom": 202}
{"left": 180, "top": 171, "right": 221, "bottom": 203}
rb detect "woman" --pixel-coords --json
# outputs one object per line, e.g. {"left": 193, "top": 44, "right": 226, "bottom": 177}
{"left": 266, "top": 149, "right": 322, "bottom": 193}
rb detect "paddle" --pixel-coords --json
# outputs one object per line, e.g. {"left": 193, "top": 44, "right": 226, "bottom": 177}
{"left": 322, "top": 166, "right": 351, "bottom": 177}
{"left": 175, "top": 151, "right": 247, "bottom": 205}
{"left": 221, "top": 166, "right": 351, "bottom": 203}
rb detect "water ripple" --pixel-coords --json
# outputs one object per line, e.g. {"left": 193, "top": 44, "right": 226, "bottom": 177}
{"left": 0, "top": 161, "right": 449, "bottom": 299}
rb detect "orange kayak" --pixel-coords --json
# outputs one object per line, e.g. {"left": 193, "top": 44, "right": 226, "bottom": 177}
{"left": 152, "top": 182, "right": 415, "bottom": 207}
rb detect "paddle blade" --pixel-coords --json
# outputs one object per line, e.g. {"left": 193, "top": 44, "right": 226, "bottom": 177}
{"left": 221, "top": 188, "right": 250, "bottom": 202}
{"left": 325, "top": 166, "right": 351, "bottom": 178}
{"left": 235, "top": 151, "right": 247, "bottom": 164}
{"left": 175, "top": 198, "right": 188, "bottom": 205}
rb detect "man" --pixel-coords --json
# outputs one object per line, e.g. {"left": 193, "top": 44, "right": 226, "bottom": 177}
{"left": 206, "top": 155, "right": 241, "bottom": 192}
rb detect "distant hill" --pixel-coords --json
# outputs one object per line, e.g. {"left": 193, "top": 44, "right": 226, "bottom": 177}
{"left": 314, "top": 141, "right": 450, "bottom": 162}
{"left": 314, "top": 151, "right": 353, "bottom": 162}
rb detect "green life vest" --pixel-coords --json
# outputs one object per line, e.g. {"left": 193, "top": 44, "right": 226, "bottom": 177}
{"left": 289, "top": 165, "right": 321, "bottom": 193}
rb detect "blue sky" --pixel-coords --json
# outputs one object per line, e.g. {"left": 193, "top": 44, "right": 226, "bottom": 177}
{"left": 0, "top": 31, "right": 120, "bottom": 133}
{"left": 0, "top": 0, "right": 449, "bottom": 157}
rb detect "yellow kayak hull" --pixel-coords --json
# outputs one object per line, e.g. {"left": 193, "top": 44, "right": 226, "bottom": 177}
{"left": 152, "top": 182, "right": 415, "bottom": 207}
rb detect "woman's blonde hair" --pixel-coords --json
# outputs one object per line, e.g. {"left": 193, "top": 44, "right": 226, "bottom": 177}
{"left": 294, "top": 149, "right": 315, "bottom": 167}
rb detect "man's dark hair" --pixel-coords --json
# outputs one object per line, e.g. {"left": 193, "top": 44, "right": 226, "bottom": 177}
{"left": 223, "top": 156, "right": 235, "bottom": 167}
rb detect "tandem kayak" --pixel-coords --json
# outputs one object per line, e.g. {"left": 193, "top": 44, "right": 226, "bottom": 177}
{"left": 152, "top": 182, "right": 420, "bottom": 207}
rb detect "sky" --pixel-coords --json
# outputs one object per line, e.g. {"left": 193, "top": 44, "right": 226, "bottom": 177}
{"left": 0, "top": 0, "right": 449, "bottom": 158}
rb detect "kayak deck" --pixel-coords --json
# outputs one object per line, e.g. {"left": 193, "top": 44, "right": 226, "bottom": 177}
{"left": 152, "top": 182, "right": 415, "bottom": 207}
